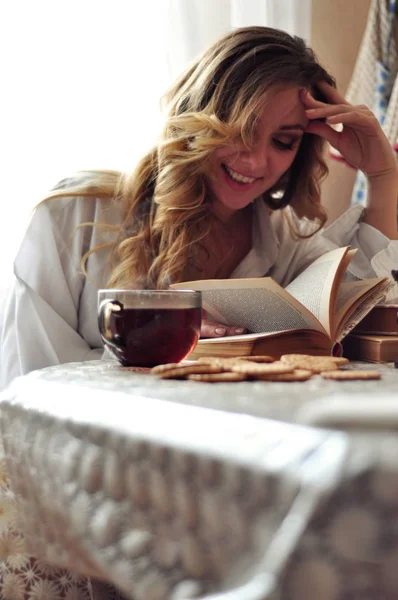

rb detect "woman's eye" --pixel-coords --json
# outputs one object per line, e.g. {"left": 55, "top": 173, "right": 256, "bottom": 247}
{"left": 273, "top": 138, "right": 298, "bottom": 151}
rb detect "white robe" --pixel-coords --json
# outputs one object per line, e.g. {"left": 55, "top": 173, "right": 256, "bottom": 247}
{"left": 1, "top": 175, "right": 398, "bottom": 389}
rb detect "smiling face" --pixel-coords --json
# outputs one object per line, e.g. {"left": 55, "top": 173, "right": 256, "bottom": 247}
{"left": 205, "top": 87, "right": 308, "bottom": 219}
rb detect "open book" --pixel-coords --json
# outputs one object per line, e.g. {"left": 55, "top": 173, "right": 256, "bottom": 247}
{"left": 171, "top": 247, "right": 393, "bottom": 359}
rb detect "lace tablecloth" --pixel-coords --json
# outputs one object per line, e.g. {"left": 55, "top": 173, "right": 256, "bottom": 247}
{"left": 1, "top": 360, "right": 398, "bottom": 599}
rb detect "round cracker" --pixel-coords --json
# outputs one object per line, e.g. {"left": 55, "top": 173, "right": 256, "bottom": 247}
{"left": 255, "top": 369, "right": 314, "bottom": 382}
{"left": 197, "top": 357, "right": 249, "bottom": 370}
{"left": 237, "top": 355, "right": 275, "bottom": 363}
{"left": 282, "top": 353, "right": 334, "bottom": 360}
{"left": 330, "top": 357, "right": 350, "bottom": 365}
{"left": 280, "top": 355, "right": 339, "bottom": 373}
{"left": 197, "top": 356, "right": 244, "bottom": 364}
{"left": 151, "top": 362, "right": 184, "bottom": 374}
{"left": 281, "top": 353, "right": 348, "bottom": 364}
{"left": 198, "top": 355, "right": 275, "bottom": 364}
{"left": 157, "top": 364, "right": 223, "bottom": 379}
{"left": 321, "top": 370, "right": 381, "bottom": 381}
{"left": 187, "top": 372, "right": 247, "bottom": 383}
{"left": 230, "top": 361, "right": 294, "bottom": 375}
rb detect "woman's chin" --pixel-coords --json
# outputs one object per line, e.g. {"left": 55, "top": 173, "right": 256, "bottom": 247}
{"left": 212, "top": 195, "right": 254, "bottom": 218}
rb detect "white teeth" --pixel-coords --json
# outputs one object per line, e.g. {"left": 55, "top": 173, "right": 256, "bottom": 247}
{"left": 225, "top": 165, "right": 256, "bottom": 184}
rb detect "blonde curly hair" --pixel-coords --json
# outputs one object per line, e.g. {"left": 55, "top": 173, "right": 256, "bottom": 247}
{"left": 49, "top": 27, "right": 336, "bottom": 289}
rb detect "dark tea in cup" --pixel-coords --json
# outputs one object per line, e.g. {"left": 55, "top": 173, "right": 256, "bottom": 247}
{"left": 98, "top": 289, "right": 202, "bottom": 367}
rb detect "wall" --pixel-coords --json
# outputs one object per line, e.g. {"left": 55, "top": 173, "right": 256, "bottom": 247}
{"left": 311, "top": 0, "right": 372, "bottom": 223}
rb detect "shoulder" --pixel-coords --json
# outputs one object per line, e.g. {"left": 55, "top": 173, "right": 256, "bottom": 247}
{"left": 14, "top": 171, "right": 123, "bottom": 283}
{"left": 34, "top": 170, "right": 123, "bottom": 230}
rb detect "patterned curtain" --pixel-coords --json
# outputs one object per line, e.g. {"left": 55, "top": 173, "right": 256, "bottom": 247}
{"left": 346, "top": 0, "right": 398, "bottom": 205}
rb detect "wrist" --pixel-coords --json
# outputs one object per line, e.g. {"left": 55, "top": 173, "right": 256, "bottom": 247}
{"left": 366, "top": 164, "right": 398, "bottom": 185}
{"left": 363, "top": 166, "right": 398, "bottom": 239}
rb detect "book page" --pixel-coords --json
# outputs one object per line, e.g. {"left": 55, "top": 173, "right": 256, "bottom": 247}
{"left": 172, "top": 277, "right": 327, "bottom": 335}
{"left": 335, "top": 280, "right": 378, "bottom": 315}
{"left": 335, "top": 278, "right": 393, "bottom": 341}
{"left": 285, "top": 247, "right": 351, "bottom": 337}
{"left": 374, "top": 300, "right": 398, "bottom": 307}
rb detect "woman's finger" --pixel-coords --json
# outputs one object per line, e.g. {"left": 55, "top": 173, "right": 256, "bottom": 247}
{"left": 306, "top": 103, "right": 369, "bottom": 121}
{"left": 200, "top": 319, "right": 246, "bottom": 338}
{"left": 316, "top": 80, "right": 349, "bottom": 105}
{"left": 301, "top": 88, "right": 357, "bottom": 116}
{"left": 325, "top": 111, "right": 377, "bottom": 130}
{"left": 305, "top": 120, "right": 342, "bottom": 149}
{"left": 301, "top": 88, "right": 343, "bottom": 110}
{"left": 301, "top": 89, "right": 324, "bottom": 109}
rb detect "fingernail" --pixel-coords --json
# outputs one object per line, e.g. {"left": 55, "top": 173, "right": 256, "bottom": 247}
{"left": 305, "top": 108, "right": 317, "bottom": 113}
{"left": 215, "top": 327, "right": 226, "bottom": 336}
{"left": 234, "top": 328, "right": 245, "bottom": 334}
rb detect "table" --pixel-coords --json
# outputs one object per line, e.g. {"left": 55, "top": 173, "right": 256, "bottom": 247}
{"left": 1, "top": 359, "right": 398, "bottom": 600}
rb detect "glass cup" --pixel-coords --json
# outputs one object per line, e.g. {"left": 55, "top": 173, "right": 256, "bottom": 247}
{"left": 98, "top": 289, "right": 202, "bottom": 367}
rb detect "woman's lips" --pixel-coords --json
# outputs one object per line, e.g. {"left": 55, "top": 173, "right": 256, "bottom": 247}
{"left": 221, "top": 163, "right": 259, "bottom": 190}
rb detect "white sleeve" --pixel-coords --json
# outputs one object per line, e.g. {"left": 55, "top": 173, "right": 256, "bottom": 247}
{"left": 0, "top": 279, "right": 102, "bottom": 389}
{"left": 322, "top": 205, "right": 398, "bottom": 299}
{"left": 0, "top": 197, "right": 103, "bottom": 390}
{"left": 269, "top": 204, "right": 398, "bottom": 298}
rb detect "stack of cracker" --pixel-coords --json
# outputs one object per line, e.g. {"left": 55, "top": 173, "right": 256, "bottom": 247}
{"left": 151, "top": 354, "right": 381, "bottom": 383}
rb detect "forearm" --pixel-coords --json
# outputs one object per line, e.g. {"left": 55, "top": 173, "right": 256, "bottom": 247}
{"left": 363, "top": 167, "right": 398, "bottom": 239}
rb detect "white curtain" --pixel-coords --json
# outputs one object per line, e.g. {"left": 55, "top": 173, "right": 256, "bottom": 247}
{"left": 167, "top": 0, "right": 311, "bottom": 79}
{"left": 1, "top": 0, "right": 311, "bottom": 284}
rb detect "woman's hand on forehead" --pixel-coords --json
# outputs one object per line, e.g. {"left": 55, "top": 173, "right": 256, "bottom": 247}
{"left": 301, "top": 83, "right": 397, "bottom": 179}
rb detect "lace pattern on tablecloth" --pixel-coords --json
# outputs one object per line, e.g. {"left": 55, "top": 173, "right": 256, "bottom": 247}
{"left": 0, "top": 455, "right": 126, "bottom": 600}
{"left": 0, "top": 456, "right": 92, "bottom": 599}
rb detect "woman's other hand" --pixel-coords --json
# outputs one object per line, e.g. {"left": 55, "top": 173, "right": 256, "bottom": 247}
{"left": 200, "top": 313, "right": 246, "bottom": 338}
{"left": 302, "top": 80, "right": 398, "bottom": 239}
{"left": 302, "top": 82, "right": 397, "bottom": 180}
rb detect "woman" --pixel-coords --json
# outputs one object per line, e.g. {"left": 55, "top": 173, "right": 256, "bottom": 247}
{"left": 0, "top": 24, "right": 397, "bottom": 600}
{"left": 1, "top": 26, "right": 398, "bottom": 388}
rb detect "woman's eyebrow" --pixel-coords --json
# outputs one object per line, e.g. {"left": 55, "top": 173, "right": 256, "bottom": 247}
{"left": 278, "top": 124, "right": 305, "bottom": 131}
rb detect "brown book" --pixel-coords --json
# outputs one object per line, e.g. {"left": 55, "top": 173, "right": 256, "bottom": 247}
{"left": 172, "top": 246, "right": 393, "bottom": 359}
{"left": 343, "top": 333, "right": 398, "bottom": 362}
{"left": 352, "top": 303, "right": 398, "bottom": 335}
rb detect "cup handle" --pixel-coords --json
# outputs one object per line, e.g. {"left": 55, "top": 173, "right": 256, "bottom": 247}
{"left": 98, "top": 300, "right": 124, "bottom": 345}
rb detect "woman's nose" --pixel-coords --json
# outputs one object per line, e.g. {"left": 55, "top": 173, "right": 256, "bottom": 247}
{"left": 242, "top": 143, "right": 268, "bottom": 171}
